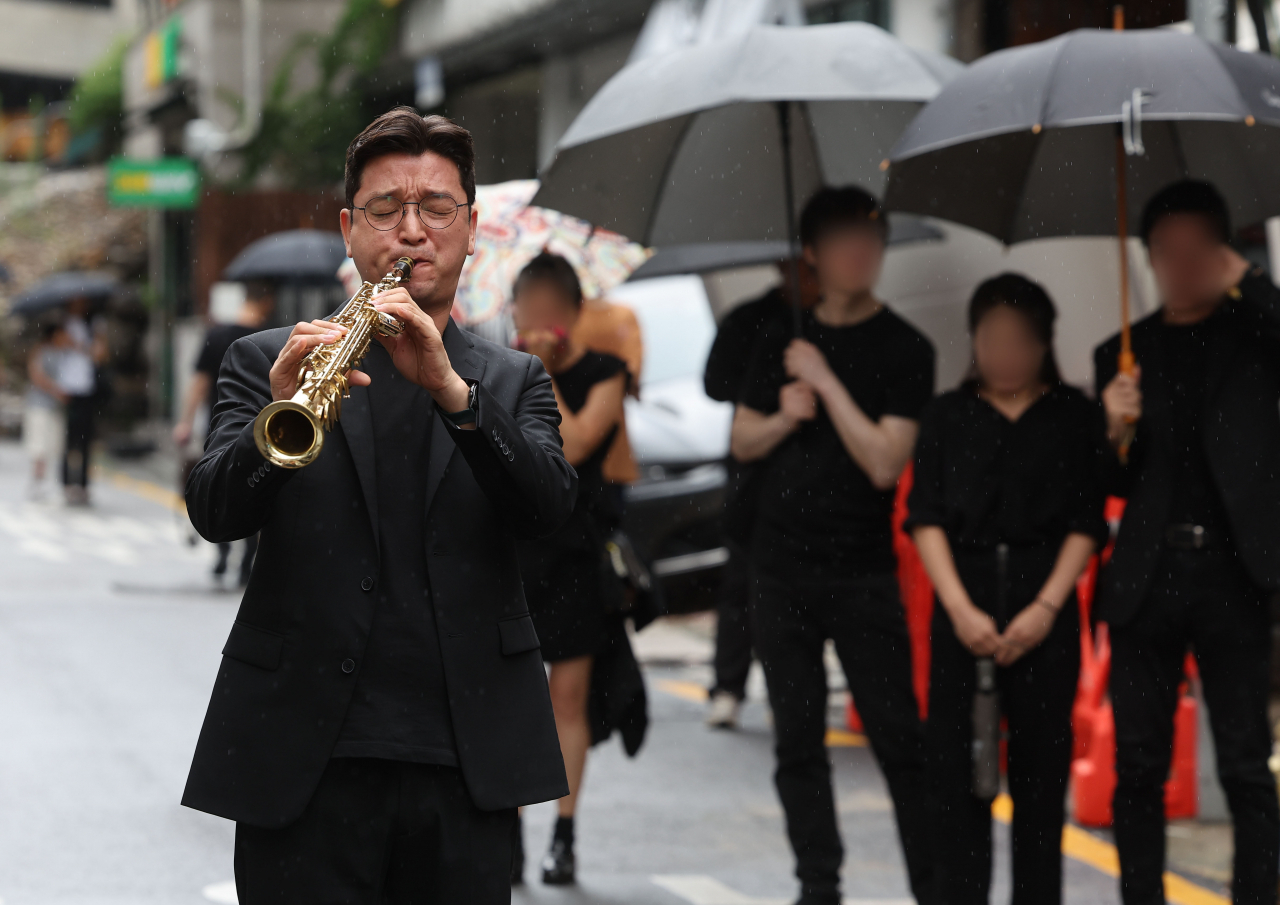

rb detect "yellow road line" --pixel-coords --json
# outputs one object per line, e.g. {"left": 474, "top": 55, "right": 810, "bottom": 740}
{"left": 653, "top": 680, "right": 866, "bottom": 747}
{"left": 92, "top": 466, "right": 187, "bottom": 514}
{"left": 992, "top": 794, "right": 1227, "bottom": 904}
{"left": 655, "top": 679, "right": 709, "bottom": 703}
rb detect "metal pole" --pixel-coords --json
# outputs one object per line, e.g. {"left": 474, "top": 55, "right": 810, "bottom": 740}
{"left": 777, "top": 101, "right": 803, "bottom": 336}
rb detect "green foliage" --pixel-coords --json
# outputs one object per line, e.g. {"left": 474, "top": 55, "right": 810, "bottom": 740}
{"left": 237, "top": 0, "right": 402, "bottom": 191}
{"left": 66, "top": 39, "right": 128, "bottom": 160}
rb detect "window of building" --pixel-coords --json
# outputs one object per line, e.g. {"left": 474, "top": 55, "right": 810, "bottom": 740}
{"left": 806, "top": 0, "right": 891, "bottom": 29}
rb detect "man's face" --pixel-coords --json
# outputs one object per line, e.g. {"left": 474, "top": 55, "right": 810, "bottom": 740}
{"left": 804, "top": 225, "right": 885, "bottom": 299}
{"left": 340, "top": 151, "right": 477, "bottom": 313}
{"left": 1147, "top": 214, "right": 1225, "bottom": 314}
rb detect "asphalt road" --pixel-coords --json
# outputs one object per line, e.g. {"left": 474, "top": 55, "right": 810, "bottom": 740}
{"left": 0, "top": 440, "right": 1211, "bottom": 905}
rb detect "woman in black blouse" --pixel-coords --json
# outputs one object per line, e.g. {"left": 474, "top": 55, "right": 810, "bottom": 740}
{"left": 510, "top": 253, "right": 628, "bottom": 886}
{"left": 906, "top": 274, "right": 1108, "bottom": 905}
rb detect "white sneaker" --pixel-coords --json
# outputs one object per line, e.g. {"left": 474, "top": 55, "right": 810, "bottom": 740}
{"left": 706, "top": 691, "right": 741, "bottom": 729}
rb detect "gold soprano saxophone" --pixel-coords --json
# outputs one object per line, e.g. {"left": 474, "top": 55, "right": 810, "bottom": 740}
{"left": 253, "top": 257, "right": 413, "bottom": 469}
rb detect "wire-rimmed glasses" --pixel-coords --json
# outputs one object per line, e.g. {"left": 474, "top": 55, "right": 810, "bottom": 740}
{"left": 355, "top": 194, "right": 471, "bottom": 231}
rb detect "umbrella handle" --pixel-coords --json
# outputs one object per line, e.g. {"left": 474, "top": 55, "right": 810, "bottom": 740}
{"left": 1115, "top": 125, "right": 1137, "bottom": 464}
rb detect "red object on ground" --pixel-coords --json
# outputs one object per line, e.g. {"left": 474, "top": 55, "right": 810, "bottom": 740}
{"left": 846, "top": 465, "right": 932, "bottom": 733}
{"left": 1166, "top": 692, "right": 1199, "bottom": 819}
{"left": 1072, "top": 701, "right": 1118, "bottom": 826}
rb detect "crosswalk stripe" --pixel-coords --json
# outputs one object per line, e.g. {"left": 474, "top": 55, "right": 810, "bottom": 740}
{"left": 202, "top": 880, "right": 237, "bottom": 903}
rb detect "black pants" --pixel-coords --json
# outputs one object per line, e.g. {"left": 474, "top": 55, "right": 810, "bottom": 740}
{"left": 928, "top": 591, "right": 1079, "bottom": 905}
{"left": 1111, "top": 545, "right": 1278, "bottom": 905}
{"left": 216, "top": 533, "right": 259, "bottom": 585}
{"left": 62, "top": 394, "right": 95, "bottom": 488}
{"left": 752, "top": 572, "right": 935, "bottom": 903}
{"left": 235, "top": 758, "right": 516, "bottom": 905}
{"left": 712, "top": 540, "right": 754, "bottom": 699}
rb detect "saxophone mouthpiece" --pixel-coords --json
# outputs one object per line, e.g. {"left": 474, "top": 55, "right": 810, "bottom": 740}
{"left": 393, "top": 257, "right": 413, "bottom": 280}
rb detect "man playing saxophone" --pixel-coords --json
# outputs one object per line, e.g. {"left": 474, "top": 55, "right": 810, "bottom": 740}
{"left": 181, "top": 108, "right": 577, "bottom": 903}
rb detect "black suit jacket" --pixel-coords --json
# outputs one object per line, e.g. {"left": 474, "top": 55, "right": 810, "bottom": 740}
{"left": 181, "top": 320, "right": 576, "bottom": 828}
{"left": 1094, "top": 271, "right": 1280, "bottom": 625}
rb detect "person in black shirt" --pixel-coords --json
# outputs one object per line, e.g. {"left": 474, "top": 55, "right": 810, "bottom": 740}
{"left": 188, "top": 110, "right": 576, "bottom": 905}
{"left": 1096, "top": 181, "right": 1280, "bottom": 905}
{"left": 511, "top": 252, "right": 629, "bottom": 886}
{"left": 907, "top": 274, "right": 1108, "bottom": 905}
{"left": 734, "top": 187, "right": 936, "bottom": 905}
{"left": 173, "top": 281, "right": 275, "bottom": 586}
{"left": 703, "top": 259, "right": 818, "bottom": 729}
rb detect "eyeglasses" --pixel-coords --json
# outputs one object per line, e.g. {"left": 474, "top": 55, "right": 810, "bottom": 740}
{"left": 354, "top": 194, "right": 471, "bottom": 231}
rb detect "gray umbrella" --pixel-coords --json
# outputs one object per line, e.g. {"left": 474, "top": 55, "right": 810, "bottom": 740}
{"left": 223, "top": 229, "right": 347, "bottom": 282}
{"left": 628, "top": 213, "right": 944, "bottom": 280}
{"left": 885, "top": 25, "right": 1280, "bottom": 444}
{"left": 10, "top": 271, "right": 119, "bottom": 316}
{"left": 885, "top": 28, "right": 1280, "bottom": 243}
{"left": 532, "top": 22, "right": 962, "bottom": 248}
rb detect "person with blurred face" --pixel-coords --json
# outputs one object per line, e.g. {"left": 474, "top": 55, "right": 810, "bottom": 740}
{"left": 173, "top": 281, "right": 275, "bottom": 587}
{"left": 181, "top": 109, "right": 577, "bottom": 904}
{"left": 23, "top": 322, "right": 71, "bottom": 501}
{"left": 731, "top": 187, "right": 936, "bottom": 905}
{"left": 60, "top": 296, "right": 105, "bottom": 506}
{"left": 1096, "top": 180, "right": 1280, "bottom": 905}
{"left": 509, "top": 251, "right": 629, "bottom": 886}
{"left": 908, "top": 275, "right": 1108, "bottom": 905}
{"left": 702, "top": 257, "right": 819, "bottom": 730}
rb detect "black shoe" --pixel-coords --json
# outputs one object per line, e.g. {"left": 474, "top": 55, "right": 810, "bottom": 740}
{"left": 541, "top": 838, "right": 575, "bottom": 885}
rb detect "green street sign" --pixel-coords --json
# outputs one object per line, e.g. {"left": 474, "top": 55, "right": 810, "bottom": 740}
{"left": 107, "top": 157, "right": 200, "bottom": 208}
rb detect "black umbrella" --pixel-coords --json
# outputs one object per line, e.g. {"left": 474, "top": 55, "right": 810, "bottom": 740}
{"left": 628, "top": 214, "right": 944, "bottom": 281}
{"left": 10, "top": 271, "right": 119, "bottom": 316}
{"left": 885, "top": 23, "right": 1280, "bottom": 401}
{"left": 222, "top": 229, "right": 347, "bottom": 282}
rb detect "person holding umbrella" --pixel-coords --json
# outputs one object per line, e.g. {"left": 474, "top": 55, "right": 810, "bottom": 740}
{"left": 733, "top": 186, "right": 935, "bottom": 905}
{"left": 1096, "top": 180, "right": 1280, "bottom": 905}
{"left": 907, "top": 273, "right": 1108, "bottom": 905}
{"left": 703, "top": 257, "right": 818, "bottom": 729}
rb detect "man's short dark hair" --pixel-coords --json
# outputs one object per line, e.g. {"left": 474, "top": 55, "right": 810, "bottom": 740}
{"left": 344, "top": 107, "right": 476, "bottom": 209}
{"left": 243, "top": 279, "right": 275, "bottom": 305}
{"left": 513, "top": 251, "right": 583, "bottom": 309}
{"left": 1140, "top": 179, "right": 1231, "bottom": 246}
{"left": 799, "top": 186, "right": 886, "bottom": 249}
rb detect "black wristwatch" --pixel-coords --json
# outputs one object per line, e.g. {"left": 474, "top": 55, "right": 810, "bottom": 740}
{"left": 442, "top": 381, "right": 478, "bottom": 426}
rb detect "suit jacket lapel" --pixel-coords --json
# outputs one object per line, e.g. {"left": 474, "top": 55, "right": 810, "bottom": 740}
{"left": 338, "top": 382, "right": 380, "bottom": 557}
{"left": 425, "top": 319, "right": 488, "bottom": 515}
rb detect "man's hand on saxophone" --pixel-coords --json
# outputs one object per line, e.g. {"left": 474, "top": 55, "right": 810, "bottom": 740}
{"left": 371, "top": 287, "right": 475, "bottom": 427}
{"left": 267, "top": 319, "right": 372, "bottom": 401}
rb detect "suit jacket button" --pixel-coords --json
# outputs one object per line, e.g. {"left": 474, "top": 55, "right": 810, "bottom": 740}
{"left": 341, "top": 659, "right": 355, "bottom": 674}
{"left": 361, "top": 576, "right": 375, "bottom": 591}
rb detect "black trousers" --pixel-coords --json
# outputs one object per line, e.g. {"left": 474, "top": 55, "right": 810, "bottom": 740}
{"left": 928, "top": 593, "right": 1079, "bottom": 905}
{"left": 752, "top": 572, "right": 935, "bottom": 903}
{"left": 234, "top": 758, "right": 516, "bottom": 905}
{"left": 216, "top": 533, "right": 259, "bottom": 585}
{"left": 1111, "top": 545, "right": 1278, "bottom": 905}
{"left": 62, "top": 394, "right": 95, "bottom": 488}
{"left": 712, "top": 540, "right": 754, "bottom": 699}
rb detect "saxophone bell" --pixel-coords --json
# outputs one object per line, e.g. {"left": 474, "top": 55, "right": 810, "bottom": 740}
{"left": 254, "top": 398, "right": 325, "bottom": 469}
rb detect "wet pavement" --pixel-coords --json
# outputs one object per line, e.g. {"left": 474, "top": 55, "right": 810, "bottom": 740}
{"left": 0, "top": 440, "right": 1230, "bottom": 905}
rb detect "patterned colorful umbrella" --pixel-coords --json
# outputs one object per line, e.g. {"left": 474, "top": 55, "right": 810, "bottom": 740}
{"left": 452, "top": 180, "right": 651, "bottom": 332}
